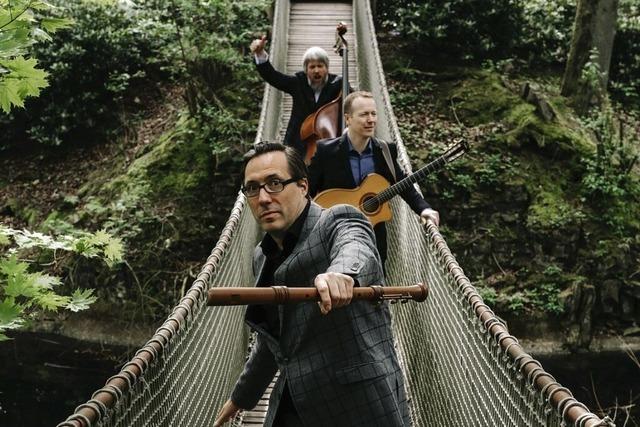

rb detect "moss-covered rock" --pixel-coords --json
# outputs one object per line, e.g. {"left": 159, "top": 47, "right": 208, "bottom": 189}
{"left": 387, "top": 60, "right": 640, "bottom": 346}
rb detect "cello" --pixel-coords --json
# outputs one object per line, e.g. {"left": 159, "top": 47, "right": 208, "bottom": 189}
{"left": 299, "top": 22, "right": 350, "bottom": 165}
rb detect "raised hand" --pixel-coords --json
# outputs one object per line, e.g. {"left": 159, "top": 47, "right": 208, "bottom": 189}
{"left": 250, "top": 35, "right": 268, "bottom": 55}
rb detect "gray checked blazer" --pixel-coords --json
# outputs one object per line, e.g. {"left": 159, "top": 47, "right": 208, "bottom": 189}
{"left": 231, "top": 202, "right": 410, "bottom": 427}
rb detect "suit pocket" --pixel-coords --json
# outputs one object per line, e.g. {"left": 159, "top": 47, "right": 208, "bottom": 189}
{"left": 335, "top": 360, "right": 387, "bottom": 384}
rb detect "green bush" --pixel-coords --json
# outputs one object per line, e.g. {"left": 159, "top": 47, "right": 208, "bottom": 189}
{"left": 377, "top": 0, "right": 526, "bottom": 60}
{"left": 377, "top": 0, "right": 640, "bottom": 105}
{"left": 0, "top": 0, "right": 176, "bottom": 147}
{"left": 167, "top": 0, "right": 269, "bottom": 155}
{"left": 169, "top": 0, "right": 269, "bottom": 111}
{"left": 517, "top": 0, "right": 575, "bottom": 64}
{"left": 609, "top": 1, "right": 640, "bottom": 105}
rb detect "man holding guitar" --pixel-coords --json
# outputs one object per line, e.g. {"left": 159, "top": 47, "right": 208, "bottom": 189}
{"left": 250, "top": 30, "right": 346, "bottom": 158}
{"left": 308, "top": 91, "right": 440, "bottom": 266}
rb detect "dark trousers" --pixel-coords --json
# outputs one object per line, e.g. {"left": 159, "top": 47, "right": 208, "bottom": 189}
{"left": 273, "top": 382, "right": 303, "bottom": 427}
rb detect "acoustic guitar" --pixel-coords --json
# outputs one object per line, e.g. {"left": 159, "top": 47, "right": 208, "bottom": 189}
{"left": 313, "top": 140, "right": 469, "bottom": 226}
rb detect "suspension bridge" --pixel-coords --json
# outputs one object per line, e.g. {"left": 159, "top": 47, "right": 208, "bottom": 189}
{"left": 56, "top": 1, "right": 614, "bottom": 426}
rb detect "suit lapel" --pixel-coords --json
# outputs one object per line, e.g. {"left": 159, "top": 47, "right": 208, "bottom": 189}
{"left": 274, "top": 203, "right": 323, "bottom": 352}
{"left": 274, "top": 203, "right": 322, "bottom": 283}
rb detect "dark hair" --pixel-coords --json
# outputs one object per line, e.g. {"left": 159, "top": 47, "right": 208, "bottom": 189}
{"left": 344, "top": 90, "right": 375, "bottom": 115}
{"left": 243, "top": 141, "right": 308, "bottom": 181}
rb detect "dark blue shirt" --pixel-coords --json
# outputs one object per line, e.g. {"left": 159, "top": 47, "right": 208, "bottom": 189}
{"left": 347, "top": 137, "right": 375, "bottom": 185}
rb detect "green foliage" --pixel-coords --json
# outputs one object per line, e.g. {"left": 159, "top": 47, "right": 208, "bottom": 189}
{"left": 187, "top": 105, "right": 256, "bottom": 156}
{"left": 0, "top": 56, "right": 48, "bottom": 111}
{"left": 477, "top": 285, "right": 497, "bottom": 306}
{"left": 377, "top": 0, "right": 525, "bottom": 60}
{"left": 580, "top": 48, "right": 605, "bottom": 96}
{"left": 579, "top": 102, "right": 640, "bottom": 233}
{"left": 525, "top": 283, "right": 564, "bottom": 314}
{"left": 609, "top": 0, "right": 640, "bottom": 106}
{"left": 166, "top": 0, "right": 269, "bottom": 154}
{"left": 0, "top": 0, "right": 73, "bottom": 113}
{"left": 378, "top": 0, "right": 640, "bottom": 105}
{"left": 1, "top": 0, "right": 175, "bottom": 146}
{"left": 504, "top": 293, "right": 525, "bottom": 313}
{"left": 527, "top": 186, "right": 585, "bottom": 232}
{"left": 0, "top": 225, "right": 123, "bottom": 340}
{"left": 386, "top": 55, "right": 640, "bottom": 325}
{"left": 517, "top": 0, "right": 575, "bottom": 64}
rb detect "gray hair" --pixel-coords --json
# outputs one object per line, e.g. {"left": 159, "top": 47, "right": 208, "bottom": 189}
{"left": 302, "top": 47, "right": 329, "bottom": 70}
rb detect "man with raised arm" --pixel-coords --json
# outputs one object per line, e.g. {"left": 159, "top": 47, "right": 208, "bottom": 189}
{"left": 250, "top": 32, "right": 346, "bottom": 157}
{"left": 213, "top": 142, "right": 409, "bottom": 426}
{"left": 308, "top": 90, "right": 440, "bottom": 267}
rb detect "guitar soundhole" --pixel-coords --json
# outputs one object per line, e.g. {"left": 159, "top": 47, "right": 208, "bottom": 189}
{"left": 361, "top": 194, "right": 380, "bottom": 214}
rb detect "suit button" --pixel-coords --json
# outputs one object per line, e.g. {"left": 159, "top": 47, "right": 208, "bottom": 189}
{"left": 351, "top": 262, "right": 360, "bottom": 270}
{"left": 283, "top": 357, "right": 289, "bottom": 363}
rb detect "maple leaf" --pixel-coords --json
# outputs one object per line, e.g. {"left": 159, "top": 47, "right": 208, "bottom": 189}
{"left": 65, "top": 289, "right": 97, "bottom": 312}
{"left": 36, "top": 292, "right": 69, "bottom": 311}
{"left": 104, "top": 238, "right": 124, "bottom": 265}
{"left": 0, "top": 79, "right": 23, "bottom": 112}
{"left": 0, "top": 56, "right": 48, "bottom": 112}
{"left": 0, "top": 26, "right": 32, "bottom": 57}
{"left": 41, "top": 17, "right": 74, "bottom": 34}
{"left": 89, "top": 229, "right": 112, "bottom": 246}
{"left": 5, "top": 272, "right": 39, "bottom": 299}
{"left": 34, "top": 273, "right": 62, "bottom": 290}
{"left": 0, "top": 255, "right": 28, "bottom": 277}
{"left": 0, "top": 299, "right": 24, "bottom": 331}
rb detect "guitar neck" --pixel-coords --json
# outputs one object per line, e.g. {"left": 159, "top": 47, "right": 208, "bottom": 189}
{"left": 375, "top": 156, "right": 448, "bottom": 204}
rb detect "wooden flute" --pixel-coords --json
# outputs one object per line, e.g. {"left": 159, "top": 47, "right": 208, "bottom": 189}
{"left": 207, "top": 283, "right": 428, "bottom": 306}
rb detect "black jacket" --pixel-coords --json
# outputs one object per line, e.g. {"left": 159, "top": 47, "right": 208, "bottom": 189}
{"left": 256, "top": 60, "right": 344, "bottom": 156}
{"left": 308, "top": 134, "right": 430, "bottom": 263}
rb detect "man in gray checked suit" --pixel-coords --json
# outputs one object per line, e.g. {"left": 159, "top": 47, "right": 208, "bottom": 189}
{"left": 213, "top": 142, "right": 410, "bottom": 426}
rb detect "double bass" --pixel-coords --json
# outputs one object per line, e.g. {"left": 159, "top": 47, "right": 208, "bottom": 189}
{"left": 299, "top": 22, "right": 350, "bottom": 165}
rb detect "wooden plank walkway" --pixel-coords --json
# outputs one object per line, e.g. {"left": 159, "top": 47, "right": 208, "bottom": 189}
{"left": 277, "top": 0, "right": 358, "bottom": 143}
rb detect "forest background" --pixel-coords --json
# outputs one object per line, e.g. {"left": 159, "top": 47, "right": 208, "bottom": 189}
{"left": 1, "top": 0, "right": 639, "bottom": 424}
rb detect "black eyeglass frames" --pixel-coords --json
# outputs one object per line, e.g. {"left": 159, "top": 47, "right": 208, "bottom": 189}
{"left": 241, "top": 177, "right": 299, "bottom": 198}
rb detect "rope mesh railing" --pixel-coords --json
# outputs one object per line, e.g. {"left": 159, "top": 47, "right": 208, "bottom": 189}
{"left": 353, "top": 1, "right": 612, "bottom": 426}
{"left": 58, "top": 1, "right": 613, "bottom": 426}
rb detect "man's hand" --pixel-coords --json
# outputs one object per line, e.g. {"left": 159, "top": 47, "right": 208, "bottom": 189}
{"left": 213, "top": 399, "right": 241, "bottom": 427}
{"left": 314, "top": 272, "right": 355, "bottom": 315}
{"left": 420, "top": 208, "right": 440, "bottom": 226}
{"left": 250, "top": 35, "right": 268, "bottom": 55}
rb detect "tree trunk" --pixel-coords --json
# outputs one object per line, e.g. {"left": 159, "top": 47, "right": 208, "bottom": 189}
{"left": 561, "top": 0, "right": 618, "bottom": 113}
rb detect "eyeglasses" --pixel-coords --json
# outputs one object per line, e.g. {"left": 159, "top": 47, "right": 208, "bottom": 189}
{"left": 242, "top": 177, "right": 299, "bottom": 198}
